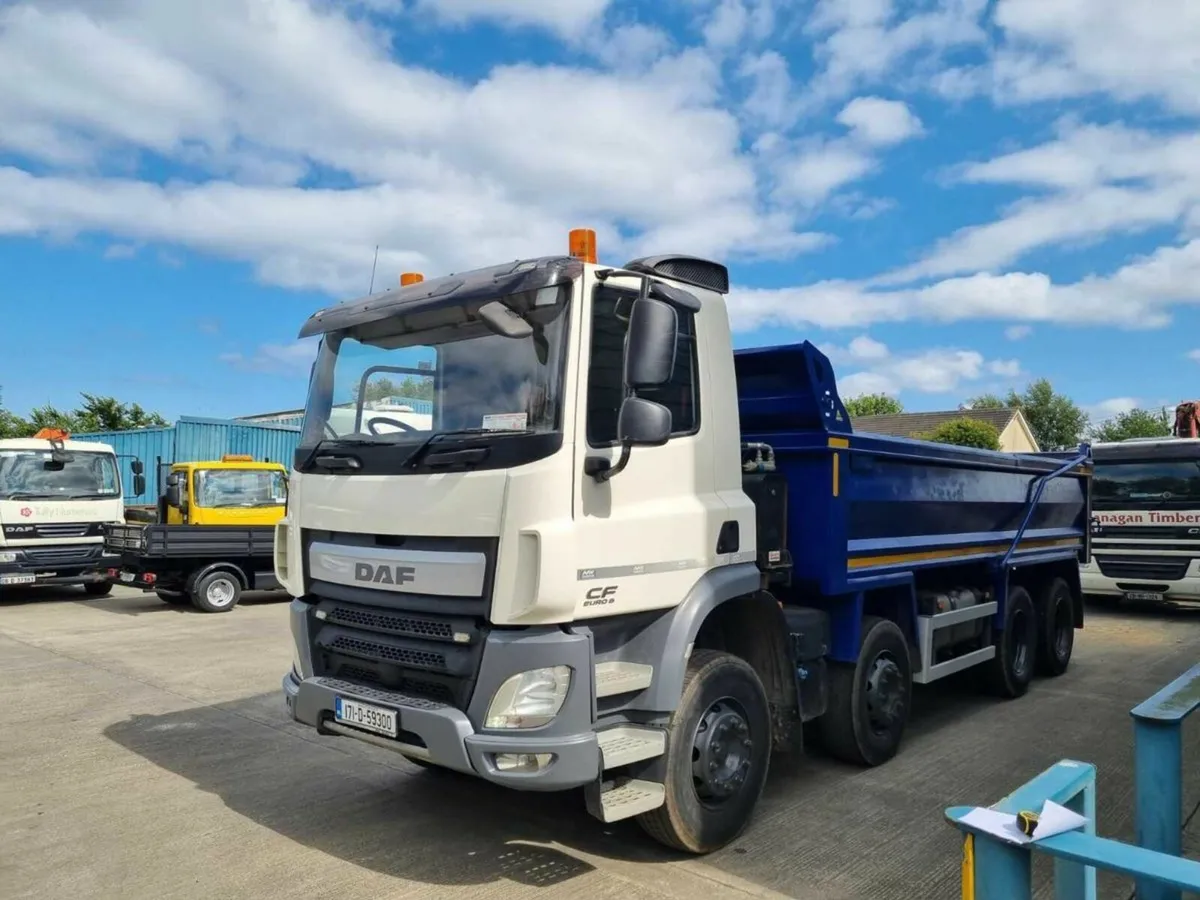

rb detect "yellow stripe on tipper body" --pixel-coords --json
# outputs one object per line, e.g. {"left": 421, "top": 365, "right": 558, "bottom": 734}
{"left": 847, "top": 537, "right": 1082, "bottom": 570}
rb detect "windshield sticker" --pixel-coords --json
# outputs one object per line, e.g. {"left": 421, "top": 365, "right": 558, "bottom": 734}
{"left": 482, "top": 413, "right": 528, "bottom": 432}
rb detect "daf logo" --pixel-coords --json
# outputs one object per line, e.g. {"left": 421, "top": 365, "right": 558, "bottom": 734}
{"left": 1190, "top": 528, "right": 1200, "bottom": 535}
{"left": 354, "top": 562, "right": 416, "bottom": 586}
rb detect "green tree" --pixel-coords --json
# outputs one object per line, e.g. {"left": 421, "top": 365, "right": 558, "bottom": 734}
{"left": 964, "top": 380, "right": 1087, "bottom": 450}
{"left": 844, "top": 393, "right": 903, "bottom": 417}
{"left": 1091, "top": 407, "right": 1171, "bottom": 443}
{"left": 920, "top": 417, "right": 1002, "bottom": 450}
{"left": 357, "top": 375, "right": 434, "bottom": 404}
{"left": 0, "top": 387, "right": 168, "bottom": 437}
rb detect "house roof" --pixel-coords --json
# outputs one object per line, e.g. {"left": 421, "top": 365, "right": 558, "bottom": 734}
{"left": 851, "top": 408, "right": 1020, "bottom": 439}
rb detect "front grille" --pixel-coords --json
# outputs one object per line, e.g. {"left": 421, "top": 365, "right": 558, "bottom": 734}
{"left": 1095, "top": 554, "right": 1191, "bottom": 582}
{"left": 25, "top": 546, "right": 100, "bottom": 565}
{"left": 323, "top": 603, "right": 456, "bottom": 641}
{"left": 326, "top": 633, "right": 447, "bottom": 670}
{"left": 3, "top": 522, "right": 102, "bottom": 540}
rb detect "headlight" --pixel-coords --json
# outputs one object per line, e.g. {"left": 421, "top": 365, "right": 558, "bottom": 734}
{"left": 0, "top": 551, "right": 17, "bottom": 564}
{"left": 485, "top": 666, "right": 571, "bottom": 729}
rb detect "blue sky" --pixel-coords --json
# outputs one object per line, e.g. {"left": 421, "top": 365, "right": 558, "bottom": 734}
{"left": 2, "top": 0, "right": 1200, "bottom": 426}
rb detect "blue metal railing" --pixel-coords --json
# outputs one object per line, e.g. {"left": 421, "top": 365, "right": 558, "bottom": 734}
{"left": 999, "top": 441, "right": 1092, "bottom": 571}
{"left": 946, "top": 661, "right": 1200, "bottom": 900}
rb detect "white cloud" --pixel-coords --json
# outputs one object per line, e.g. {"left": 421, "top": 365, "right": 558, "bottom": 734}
{"left": 821, "top": 335, "right": 1019, "bottom": 398}
{"left": 1088, "top": 397, "right": 1141, "bottom": 422}
{"left": 836, "top": 97, "right": 924, "bottom": 147}
{"left": 730, "top": 237, "right": 1200, "bottom": 331}
{"left": 1004, "top": 324, "right": 1032, "bottom": 340}
{"left": 702, "top": 0, "right": 777, "bottom": 49}
{"left": 412, "top": 0, "right": 612, "bottom": 37}
{"left": 219, "top": 340, "right": 318, "bottom": 374}
{"left": 1188, "top": 350, "right": 1200, "bottom": 363}
{"left": 989, "top": 0, "right": 1200, "bottom": 115}
{"left": 0, "top": 0, "right": 835, "bottom": 295}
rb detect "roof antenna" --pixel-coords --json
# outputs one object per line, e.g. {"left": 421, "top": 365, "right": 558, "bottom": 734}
{"left": 368, "top": 244, "right": 380, "bottom": 294}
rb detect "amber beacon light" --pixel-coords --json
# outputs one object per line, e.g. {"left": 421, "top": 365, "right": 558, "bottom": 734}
{"left": 568, "top": 228, "right": 597, "bottom": 265}
{"left": 400, "top": 272, "right": 424, "bottom": 286}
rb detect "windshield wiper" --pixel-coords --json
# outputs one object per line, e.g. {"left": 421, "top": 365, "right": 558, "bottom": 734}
{"left": 296, "top": 437, "right": 378, "bottom": 473}
{"left": 1, "top": 492, "right": 58, "bottom": 500}
{"left": 404, "top": 428, "right": 534, "bottom": 469}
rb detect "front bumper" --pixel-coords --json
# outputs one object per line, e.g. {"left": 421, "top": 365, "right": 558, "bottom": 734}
{"left": 284, "top": 623, "right": 602, "bottom": 792}
{"left": 1082, "top": 561, "right": 1200, "bottom": 603}
{"left": 0, "top": 545, "right": 119, "bottom": 586}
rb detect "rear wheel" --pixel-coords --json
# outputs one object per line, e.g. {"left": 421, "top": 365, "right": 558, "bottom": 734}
{"left": 637, "top": 650, "right": 772, "bottom": 854}
{"left": 82, "top": 581, "right": 112, "bottom": 597}
{"left": 983, "top": 585, "right": 1037, "bottom": 698}
{"left": 1036, "top": 577, "right": 1075, "bottom": 677}
{"left": 190, "top": 570, "right": 242, "bottom": 613}
{"left": 818, "top": 616, "right": 912, "bottom": 767}
{"left": 155, "top": 588, "right": 189, "bottom": 606}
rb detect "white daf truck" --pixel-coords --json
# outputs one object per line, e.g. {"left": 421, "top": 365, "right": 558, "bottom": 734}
{"left": 278, "top": 229, "right": 1091, "bottom": 853}
{"left": 1084, "top": 436, "right": 1200, "bottom": 604}
{"left": 0, "top": 429, "right": 141, "bottom": 594}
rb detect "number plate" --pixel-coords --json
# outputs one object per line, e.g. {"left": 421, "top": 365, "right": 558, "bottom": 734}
{"left": 334, "top": 696, "right": 398, "bottom": 738}
{"left": 1124, "top": 590, "right": 1164, "bottom": 602}
{"left": 0, "top": 574, "right": 36, "bottom": 586}
{"left": 119, "top": 572, "right": 135, "bottom": 583}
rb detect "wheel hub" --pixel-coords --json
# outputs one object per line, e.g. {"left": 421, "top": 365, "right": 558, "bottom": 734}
{"left": 207, "top": 579, "right": 235, "bottom": 606}
{"left": 691, "top": 699, "right": 753, "bottom": 802}
{"left": 865, "top": 656, "right": 904, "bottom": 734}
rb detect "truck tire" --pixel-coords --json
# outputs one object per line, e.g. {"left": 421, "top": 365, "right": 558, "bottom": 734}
{"left": 155, "top": 589, "right": 189, "bottom": 606}
{"left": 818, "top": 616, "right": 912, "bottom": 767}
{"left": 983, "top": 585, "right": 1037, "bottom": 698}
{"left": 190, "top": 570, "right": 242, "bottom": 613}
{"left": 637, "top": 650, "right": 772, "bottom": 854}
{"left": 83, "top": 581, "right": 112, "bottom": 597}
{"left": 1035, "top": 577, "right": 1075, "bottom": 677}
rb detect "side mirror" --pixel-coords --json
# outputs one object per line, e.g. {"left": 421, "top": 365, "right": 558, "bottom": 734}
{"left": 133, "top": 474, "right": 146, "bottom": 497}
{"left": 165, "top": 481, "right": 181, "bottom": 509}
{"left": 130, "top": 459, "right": 144, "bottom": 476}
{"left": 624, "top": 297, "right": 678, "bottom": 388}
{"left": 618, "top": 397, "right": 672, "bottom": 447}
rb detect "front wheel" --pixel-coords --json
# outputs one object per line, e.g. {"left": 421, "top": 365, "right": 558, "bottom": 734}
{"left": 818, "top": 616, "right": 913, "bottom": 767}
{"left": 637, "top": 650, "right": 772, "bottom": 854}
{"left": 190, "top": 570, "right": 243, "bottom": 613}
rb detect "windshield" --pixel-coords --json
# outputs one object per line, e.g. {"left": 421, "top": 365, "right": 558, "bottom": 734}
{"left": 0, "top": 450, "right": 120, "bottom": 500}
{"left": 1093, "top": 458, "right": 1200, "bottom": 508}
{"left": 301, "top": 284, "right": 571, "bottom": 448}
{"left": 194, "top": 469, "right": 288, "bottom": 508}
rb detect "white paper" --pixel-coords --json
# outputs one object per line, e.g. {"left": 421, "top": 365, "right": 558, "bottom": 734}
{"left": 481, "top": 412, "right": 528, "bottom": 432}
{"left": 959, "top": 799, "right": 1088, "bottom": 846}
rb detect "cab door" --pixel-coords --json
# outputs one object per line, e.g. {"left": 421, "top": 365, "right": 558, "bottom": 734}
{"left": 569, "top": 276, "right": 720, "bottom": 618}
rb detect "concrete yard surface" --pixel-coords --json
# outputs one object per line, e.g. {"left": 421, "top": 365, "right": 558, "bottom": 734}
{"left": 1, "top": 586, "right": 1199, "bottom": 900}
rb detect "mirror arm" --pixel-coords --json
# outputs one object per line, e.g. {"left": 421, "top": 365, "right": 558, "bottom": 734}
{"left": 590, "top": 443, "right": 632, "bottom": 483}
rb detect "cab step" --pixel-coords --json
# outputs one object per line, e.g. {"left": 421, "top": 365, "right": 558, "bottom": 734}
{"left": 597, "top": 725, "right": 666, "bottom": 770}
{"left": 586, "top": 778, "right": 666, "bottom": 823}
{"left": 594, "top": 661, "right": 653, "bottom": 698}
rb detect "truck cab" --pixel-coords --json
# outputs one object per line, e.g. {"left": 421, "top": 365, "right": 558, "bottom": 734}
{"left": 0, "top": 429, "right": 135, "bottom": 595}
{"left": 161, "top": 456, "right": 289, "bottom": 527}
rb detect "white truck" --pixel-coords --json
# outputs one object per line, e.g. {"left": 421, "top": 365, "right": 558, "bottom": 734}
{"left": 0, "top": 430, "right": 142, "bottom": 594}
{"left": 277, "top": 229, "right": 1091, "bottom": 853}
{"left": 1084, "top": 436, "right": 1200, "bottom": 605}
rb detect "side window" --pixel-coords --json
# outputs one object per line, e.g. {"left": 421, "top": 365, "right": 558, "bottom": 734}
{"left": 585, "top": 287, "right": 700, "bottom": 446}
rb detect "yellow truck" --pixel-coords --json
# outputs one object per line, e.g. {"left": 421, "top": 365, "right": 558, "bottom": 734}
{"left": 104, "top": 456, "right": 288, "bottom": 612}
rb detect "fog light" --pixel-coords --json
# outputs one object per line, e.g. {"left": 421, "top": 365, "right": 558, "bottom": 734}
{"left": 494, "top": 753, "right": 555, "bottom": 773}
{"left": 0, "top": 551, "right": 17, "bottom": 564}
{"left": 485, "top": 666, "right": 571, "bottom": 729}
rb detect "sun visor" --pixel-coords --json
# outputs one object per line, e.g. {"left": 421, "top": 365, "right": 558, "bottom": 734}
{"left": 298, "top": 256, "right": 584, "bottom": 339}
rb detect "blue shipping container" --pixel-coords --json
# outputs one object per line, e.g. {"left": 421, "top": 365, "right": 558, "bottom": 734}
{"left": 74, "top": 416, "right": 301, "bottom": 504}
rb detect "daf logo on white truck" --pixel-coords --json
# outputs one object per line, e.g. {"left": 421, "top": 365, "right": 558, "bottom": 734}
{"left": 278, "top": 229, "right": 1092, "bottom": 853}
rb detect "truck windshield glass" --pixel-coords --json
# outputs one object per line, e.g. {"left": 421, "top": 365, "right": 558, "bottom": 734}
{"left": 1093, "top": 459, "right": 1200, "bottom": 507}
{"left": 194, "top": 469, "right": 287, "bottom": 508}
{"left": 0, "top": 450, "right": 120, "bottom": 499}
{"left": 301, "top": 284, "right": 571, "bottom": 446}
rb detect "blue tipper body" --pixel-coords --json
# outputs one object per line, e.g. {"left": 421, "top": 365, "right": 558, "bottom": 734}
{"left": 733, "top": 340, "right": 1092, "bottom": 664}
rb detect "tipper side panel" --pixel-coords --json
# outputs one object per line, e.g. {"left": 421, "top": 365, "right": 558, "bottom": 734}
{"left": 733, "top": 342, "right": 1092, "bottom": 597}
